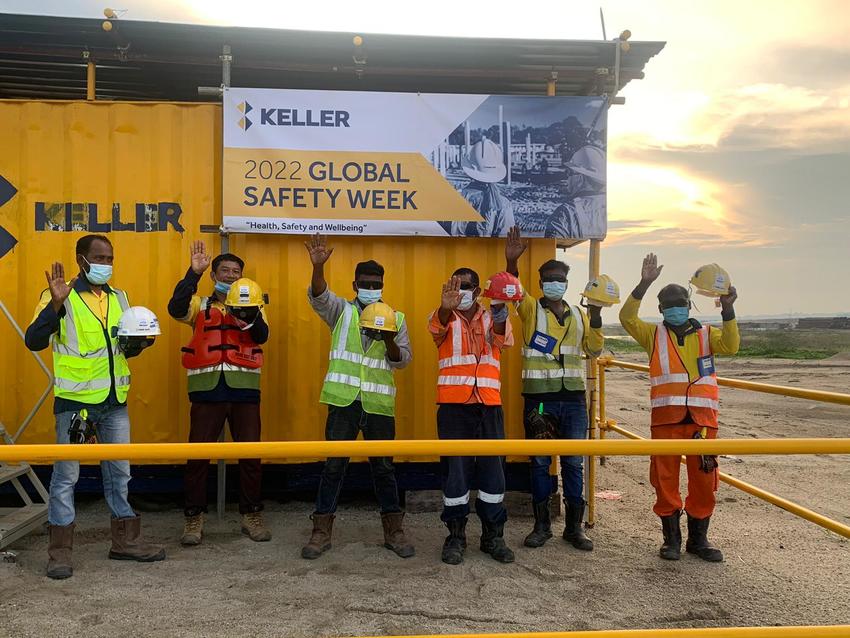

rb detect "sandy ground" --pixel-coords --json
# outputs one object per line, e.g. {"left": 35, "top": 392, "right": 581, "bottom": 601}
{"left": 1, "top": 355, "right": 849, "bottom": 637}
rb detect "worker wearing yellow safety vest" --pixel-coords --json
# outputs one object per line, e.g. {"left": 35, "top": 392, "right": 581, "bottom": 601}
{"left": 24, "top": 234, "right": 165, "bottom": 580}
{"left": 620, "top": 253, "right": 739, "bottom": 562}
{"left": 504, "top": 226, "right": 606, "bottom": 552}
{"left": 167, "top": 241, "right": 271, "bottom": 546}
{"left": 301, "top": 233, "right": 414, "bottom": 560}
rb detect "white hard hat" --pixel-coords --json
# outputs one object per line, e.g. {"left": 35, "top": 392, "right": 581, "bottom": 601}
{"left": 566, "top": 145, "right": 606, "bottom": 184}
{"left": 117, "top": 306, "right": 161, "bottom": 336}
{"left": 461, "top": 138, "right": 507, "bottom": 183}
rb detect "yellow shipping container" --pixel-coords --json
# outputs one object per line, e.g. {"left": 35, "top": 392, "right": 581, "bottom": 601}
{"left": 0, "top": 100, "right": 556, "bottom": 461}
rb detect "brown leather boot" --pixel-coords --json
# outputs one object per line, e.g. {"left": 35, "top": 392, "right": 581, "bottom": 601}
{"left": 46, "top": 523, "right": 75, "bottom": 580}
{"left": 381, "top": 511, "right": 415, "bottom": 558}
{"left": 301, "top": 513, "right": 334, "bottom": 559}
{"left": 108, "top": 516, "right": 166, "bottom": 562}
{"left": 241, "top": 511, "right": 272, "bottom": 542}
{"left": 180, "top": 513, "right": 204, "bottom": 546}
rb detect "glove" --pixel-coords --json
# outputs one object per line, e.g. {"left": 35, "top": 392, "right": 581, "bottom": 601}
{"left": 524, "top": 407, "right": 559, "bottom": 440}
{"left": 490, "top": 303, "right": 509, "bottom": 323}
{"left": 693, "top": 427, "right": 719, "bottom": 473}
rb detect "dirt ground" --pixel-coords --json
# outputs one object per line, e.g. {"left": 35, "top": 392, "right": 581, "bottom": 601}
{"left": 1, "top": 355, "right": 849, "bottom": 637}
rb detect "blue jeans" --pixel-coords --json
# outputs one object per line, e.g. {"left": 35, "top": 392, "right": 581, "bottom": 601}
{"left": 525, "top": 397, "right": 588, "bottom": 505}
{"left": 48, "top": 405, "right": 136, "bottom": 526}
{"left": 315, "top": 401, "right": 401, "bottom": 515}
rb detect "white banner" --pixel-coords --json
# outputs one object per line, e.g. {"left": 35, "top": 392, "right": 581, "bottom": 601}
{"left": 223, "top": 88, "right": 608, "bottom": 239}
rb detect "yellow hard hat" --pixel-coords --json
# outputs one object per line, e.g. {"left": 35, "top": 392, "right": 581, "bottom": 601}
{"left": 581, "top": 274, "right": 620, "bottom": 307}
{"left": 225, "top": 278, "right": 264, "bottom": 308}
{"left": 359, "top": 302, "right": 398, "bottom": 332}
{"left": 690, "top": 263, "right": 731, "bottom": 297}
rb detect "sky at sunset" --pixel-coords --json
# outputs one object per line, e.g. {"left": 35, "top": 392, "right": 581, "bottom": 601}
{"left": 7, "top": 0, "right": 849, "bottom": 316}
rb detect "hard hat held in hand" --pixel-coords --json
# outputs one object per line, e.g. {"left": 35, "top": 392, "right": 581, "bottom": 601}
{"left": 581, "top": 274, "right": 621, "bottom": 307}
{"left": 690, "top": 264, "right": 731, "bottom": 297}
{"left": 483, "top": 272, "right": 524, "bottom": 302}
{"left": 225, "top": 278, "right": 265, "bottom": 308}
{"left": 359, "top": 302, "right": 398, "bottom": 332}
{"left": 117, "top": 306, "right": 161, "bottom": 336}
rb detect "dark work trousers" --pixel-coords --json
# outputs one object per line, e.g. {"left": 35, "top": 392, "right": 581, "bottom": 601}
{"left": 184, "top": 402, "right": 263, "bottom": 516}
{"left": 437, "top": 403, "right": 507, "bottom": 525}
{"left": 314, "top": 400, "right": 402, "bottom": 515}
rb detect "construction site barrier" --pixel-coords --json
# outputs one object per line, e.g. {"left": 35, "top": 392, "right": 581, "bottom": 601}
{"left": 1, "top": 438, "right": 850, "bottom": 464}
{"left": 350, "top": 628, "right": 850, "bottom": 638}
{"left": 594, "top": 358, "right": 850, "bottom": 539}
{"left": 596, "top": 357, "right": 850, "bottom": 406}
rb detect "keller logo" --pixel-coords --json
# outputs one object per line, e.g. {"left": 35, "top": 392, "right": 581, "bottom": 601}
{"left": 0, "top": 174, "right": 18, "bottom": 260}
{"left": 237, "top": 101, "right": 253, "bottom": 130}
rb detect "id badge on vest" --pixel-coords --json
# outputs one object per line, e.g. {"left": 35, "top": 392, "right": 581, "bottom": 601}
{"left": 530, "top": 330, "right": 557, "bottom": 355}
{"left": 697, "top": 354, "right": 716, "bottom": 377}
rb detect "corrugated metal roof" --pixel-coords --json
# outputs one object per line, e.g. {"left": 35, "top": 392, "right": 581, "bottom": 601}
{"left": 0, "top": 13, "right": 665, "bottom": 101}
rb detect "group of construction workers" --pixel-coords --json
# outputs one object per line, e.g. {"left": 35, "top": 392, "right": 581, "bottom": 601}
{"left": 25, "top": 228, "right": 738, "bottom": 579}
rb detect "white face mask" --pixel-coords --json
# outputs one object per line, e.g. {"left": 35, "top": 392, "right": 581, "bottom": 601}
{"left": 457, "top": 289, "right": 476, "bottom": 311}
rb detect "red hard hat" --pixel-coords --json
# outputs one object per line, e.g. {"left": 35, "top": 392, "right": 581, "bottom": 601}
{"left": 483, "top": 271, "right": 523, "bottom": 301}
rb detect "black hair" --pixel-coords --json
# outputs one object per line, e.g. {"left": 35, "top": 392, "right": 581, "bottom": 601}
{"left": 538, "top": 259, "right": 570, "bottom": 276}
{"left": 354, "top": 260, "right": 384, "bottom": 279}
{"left": 75, "top": 234, "right": 112, "bottom": 256}
{"left": 212, "top": 253, "right": 245, "bottom": 272}
{"left": 657, "top": 284, "right": 689, "bottom": 307}
{"left": 452, "top": 267, "right": 480, "bottom": 287}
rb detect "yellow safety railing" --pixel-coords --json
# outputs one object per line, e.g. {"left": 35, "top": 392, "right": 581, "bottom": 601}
{"left": 349, "top": 628, "right": 850, "bottom": 638}
{"left": 1, "top": 438, "right": 850, "bottom": 464}
{"left": 594, "top": 357, "right": 850, "bottom": 539}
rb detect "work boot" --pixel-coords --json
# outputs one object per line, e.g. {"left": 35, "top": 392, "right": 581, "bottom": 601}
{"left": 381, "top": 511, "right": 415, "bottom": 558}
{"left": 523, "top": 500, "right": 553, "bottom": 548}
{"left": 108, "top": 515, "right": 166, "bottom": 562}
{"left": 46, "top": 523, "right": 75, "bottom": 580}
{"left": 563, "top": 500, "right": 593, "bottom": 551}
{"left": 241, "top": 511, "right": 272, "bottom": 542}
{"left": 180, "top": 513, "right": 204, "bottom": 546}
{"left": 441, "top": 518, "right": 467, "bottom": 565}
{"left": 685, "top": 514, "right": 724, "bottom": 562}
{"left": 480, "top": 521, "right": 515, "bottom": 564}
{"left": 301, "top": 513, "right": 334, "bottom": 559}
{"left": 659, "top": 510, "right": 682, "bottom": 561}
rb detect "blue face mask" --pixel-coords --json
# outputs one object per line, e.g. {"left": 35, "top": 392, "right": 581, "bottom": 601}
{"left": 83, "top": 258, "right": 112, "bottom": 285}
{"left": 357, "top": 288, "right": 382, "bottom": 306}
{"left": 541, "top": 281, "right": 567, "bottom": 301}
{"left": 662, "top": 306, "right": 690, "bottom": 326}
{"left": 214, "top": 280, "right": 232, "bottom": 296}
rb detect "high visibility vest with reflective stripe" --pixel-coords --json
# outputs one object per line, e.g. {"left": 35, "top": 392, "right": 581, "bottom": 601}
{"left": 649, "top": 324, "right": 719, "bottom": 428}
{"left": 184, "top": 298, "right": 263, "bottom": 393}
{"left": 521, "top": 302, "right": 585, "bottom": 393}
{"left": 436, "top": 311, "right": 502, "bottom": 406}
{"left": 320, "top": 303, "right": 402, "bottom": 417}
{"left": 52, "top": 288, "right": 131, "bottom": 404}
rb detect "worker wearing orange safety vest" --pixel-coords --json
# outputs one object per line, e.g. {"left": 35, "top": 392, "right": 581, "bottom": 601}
{"left": 428, "top": 268, "right": 515, "bottom": 566}
{"left": 168, "top": 241, "right": 271, "bottom": 546}
{"left": 620, "top": 253, "right": 739, "bottom": 562}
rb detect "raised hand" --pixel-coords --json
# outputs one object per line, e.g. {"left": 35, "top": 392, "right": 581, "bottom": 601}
{"left": 720, "top": 285, "right": 737, "bottom": 310}
{"left": 190, "top": 240, "right": 211, "bottom": 275}
{"left": 440, "top": 276, "right": 462, "bottom": 311}
{"left": 641, "top": 253, "right": 664, "bottom": 283}
{"left": 304, "top": 233, "right": 334, "bottom": 266}
{"left": 505, "top": 225, "right": 528, "bottom": 263}
{"left": 44, "top": 262, "right": 76, "bottom": 312}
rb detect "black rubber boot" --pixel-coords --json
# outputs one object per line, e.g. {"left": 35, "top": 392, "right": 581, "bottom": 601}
{"left": 659, "top": 510, "right": 682, "bottom": 561}
{"left": 523, "top": 501, "right": 553, "bottom": 548}
{"left": 480, "top": 521, "right": 515, "bottom": 563}
{"left": 562, "top": 500, "right": 593, "bottom": 551}
{"left": 686, "top": 514, "right": 724, "bottom": 562}
{"left": 441, "top": 518, "right": 467, "bottom": 565}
